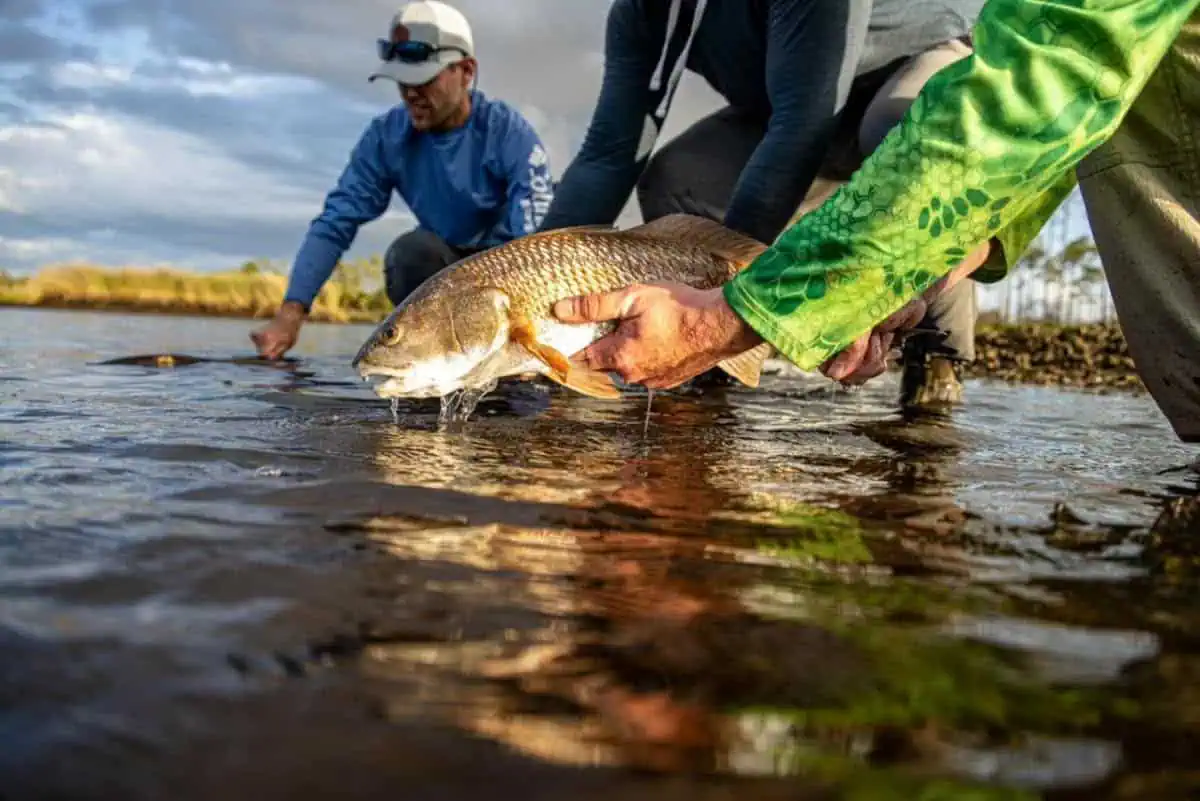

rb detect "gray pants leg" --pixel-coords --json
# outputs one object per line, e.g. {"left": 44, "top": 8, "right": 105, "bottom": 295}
{"left": 636, "top": 106, "right": 766, "bottom": 224}
{"left": 636, "top": 109, "right": 767, "bottom": 387}
{"left": 383, "top": 228, "right": 465, "bottom": 306}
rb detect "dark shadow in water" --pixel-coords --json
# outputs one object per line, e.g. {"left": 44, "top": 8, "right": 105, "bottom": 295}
{"left": 94, "top": 352, "right": 307, "bottom": 370}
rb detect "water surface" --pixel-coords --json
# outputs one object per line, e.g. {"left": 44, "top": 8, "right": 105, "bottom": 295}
{"left": 1, "top": 307, "right": 1197, "bottom": 801}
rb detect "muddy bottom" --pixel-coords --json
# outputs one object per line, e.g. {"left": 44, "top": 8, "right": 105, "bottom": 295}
{"left": 1, "top": 308, "right": 1198, "bottom": 801}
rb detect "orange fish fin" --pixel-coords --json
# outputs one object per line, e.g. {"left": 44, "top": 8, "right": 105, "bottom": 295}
{"left": 510, "top": 317, "right": 570, "bottom": 377}
{"left": 715, "top": 342, "right": 775, "bottom": 388}
{"left": 548, "top": 360, "right": 621, "bottom": 400}
{"left": 510, "top": 317, "right": 621, "bottom": 400}
{"left": 627, "top": 213, "right": 768, "bottom": 267}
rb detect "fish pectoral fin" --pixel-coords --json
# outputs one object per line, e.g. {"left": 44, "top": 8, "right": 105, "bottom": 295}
{"left": 627, "top": 213, "right": 768, "bottom": 267}
{"left": 715, "top": 341, "right": 775, "bottom": 388}
{"left": 556, "top": 357, "right": 621, "bottom": 399}
{"left": 510, "top": 318, "right": 620, "bottom": 400}
{"left": 510, "top": 318, "right": 571, "bottom": 378}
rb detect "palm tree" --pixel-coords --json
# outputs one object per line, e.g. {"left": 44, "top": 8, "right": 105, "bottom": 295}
{"left": 1058, "top": 237, "right": 1101, "bottom": 323}
{"left": 1009, "top": 243, "right": 1046, "bottom": 322}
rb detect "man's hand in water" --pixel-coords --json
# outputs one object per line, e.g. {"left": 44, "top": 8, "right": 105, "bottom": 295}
{"left": 819, "top": 247, "right": 988, "bottom": 385}
{"left": 819, "top": 295, "right": 929, "bottom": 385}
{"left": 552, "top": 283, "right": 763, "bottom": 389}
{"left": 250, "top": 302, "right": 305, "bottom": 360}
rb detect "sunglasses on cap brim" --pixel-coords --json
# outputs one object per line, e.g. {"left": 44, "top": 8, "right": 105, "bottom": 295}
{"left": 376, "top": 39, "right": 467, "bottom": 65}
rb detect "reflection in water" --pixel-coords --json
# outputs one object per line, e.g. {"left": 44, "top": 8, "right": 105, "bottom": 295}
{"left": 3, "top": 309, "right": 1199, "bottom": 800}
{"left": 280, "top": 385, "right": 1149, "bottom": 793}
{"left": 839, "top": 412, "right": 972, "bottom": 533}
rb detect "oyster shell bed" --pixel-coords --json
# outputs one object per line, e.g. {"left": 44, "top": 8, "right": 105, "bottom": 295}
{"left": 964, "top": 322, "right": 1145, "bottom": 392}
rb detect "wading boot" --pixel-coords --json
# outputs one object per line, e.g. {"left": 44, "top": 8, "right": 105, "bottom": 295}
{"left": 898, "top": 335, "right": 965, "bottom": 412}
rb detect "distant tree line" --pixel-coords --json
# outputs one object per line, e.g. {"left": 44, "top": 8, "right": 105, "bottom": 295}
{"left": 991, "top": 237, "right": 1112, "bottom": 325}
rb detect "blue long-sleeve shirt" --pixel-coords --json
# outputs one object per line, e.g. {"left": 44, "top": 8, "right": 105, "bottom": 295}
{"left": 285, "top": 89, "right": 554, "bottom": 308}
{"left": 540, "top": 0, "right": 984, "bottom": 245}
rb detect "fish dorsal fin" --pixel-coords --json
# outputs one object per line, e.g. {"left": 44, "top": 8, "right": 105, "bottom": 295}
{"left": 556, "top": 224, "right": 617, "bottom": 233}
{"left": 531, "top": 224, "right": 617, "bottom": 238}
{"left": 626, "top": 213, "right": 768, "bottom": 266}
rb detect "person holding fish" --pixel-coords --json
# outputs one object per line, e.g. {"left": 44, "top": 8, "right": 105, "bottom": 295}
{"left": 538, "top": 0, "right": 1017, "bottom": 411}
{"left": 251, "top": 0, "right": 555, "bottom": 361}
{"left": 553, "top": 0, "right": 1200, "bottom": 447}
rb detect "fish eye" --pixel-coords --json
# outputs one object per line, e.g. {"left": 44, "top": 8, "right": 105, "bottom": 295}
{"left": 382, "top": 325, "right": 402, "bottom": 345}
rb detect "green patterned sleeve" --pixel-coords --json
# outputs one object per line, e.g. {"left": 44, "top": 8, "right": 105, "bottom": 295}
{"left": 724, "top": 0, "right": 1200, "bottom": 371}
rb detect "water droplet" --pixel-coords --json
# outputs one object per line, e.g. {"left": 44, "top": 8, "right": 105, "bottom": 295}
{"left": 437, "top": 380, "right": 498, "bottom": 431}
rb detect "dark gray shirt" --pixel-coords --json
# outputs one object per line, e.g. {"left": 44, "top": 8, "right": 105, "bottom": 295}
{"left": 540, "top": 0, "right": 984, "bottom": 244}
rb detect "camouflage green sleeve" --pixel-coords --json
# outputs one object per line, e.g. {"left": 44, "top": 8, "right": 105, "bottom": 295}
{"left": 724, "top": 0, "right": 1200, "bottom": 370}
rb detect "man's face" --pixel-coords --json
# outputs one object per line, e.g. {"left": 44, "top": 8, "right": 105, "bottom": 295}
{"left": 399, "top": 61, "right": 471, "bottom": 131}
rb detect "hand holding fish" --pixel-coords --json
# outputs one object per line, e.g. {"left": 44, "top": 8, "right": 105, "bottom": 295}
{"left": 554, "top": 248, "right": 980, "bottom": 391}
{"left": 553, "top": 283, "right": 764, "bottom": 390}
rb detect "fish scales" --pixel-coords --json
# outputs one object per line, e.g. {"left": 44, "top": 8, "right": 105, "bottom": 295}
{"left": 416, "top": 231, "right": 737, "bottom": 322}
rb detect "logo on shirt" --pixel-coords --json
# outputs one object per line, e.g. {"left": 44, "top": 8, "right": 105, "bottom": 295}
{"left": 522, "top": 144, "right": 554, "bottom": 235}
{"left": 528, "top": 144, "right": 548, "bottom": 169}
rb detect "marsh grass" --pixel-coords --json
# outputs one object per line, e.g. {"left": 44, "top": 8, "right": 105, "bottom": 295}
{"left": 0, "top": 258, "right": 392, "bottom": 323}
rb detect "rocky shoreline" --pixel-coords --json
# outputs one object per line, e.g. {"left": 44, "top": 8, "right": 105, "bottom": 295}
{"left": 963, "top": 322, "right": 1144, "bottom": 393}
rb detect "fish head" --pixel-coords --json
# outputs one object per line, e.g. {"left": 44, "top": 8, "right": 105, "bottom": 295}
{"left": 351, "top": 286, "right": 511, "bottom": 399}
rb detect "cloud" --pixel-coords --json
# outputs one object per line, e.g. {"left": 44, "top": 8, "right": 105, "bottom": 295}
{"left": 0, "top": 0, "right": 45, "bottom": 23}
{"left": 0, "top": 102, "right": 412, "bottom": 270}
{"left": 0, "top": 25, "right": 94, "bottom": 63}
{"left": 0, "top": 0, "right": 1088, "bottom": 321}
{"left": 0, "top": 0, "right": 734, "bottom": 276}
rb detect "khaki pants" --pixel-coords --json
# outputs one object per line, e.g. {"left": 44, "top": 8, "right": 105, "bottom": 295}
{"left": 1077, "top": 10, "right": 1200, "bottom": 443}
{"left": 637, "top": 38, "right": 979, "bottom": 362}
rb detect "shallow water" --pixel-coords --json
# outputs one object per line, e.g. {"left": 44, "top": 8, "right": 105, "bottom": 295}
{"left": 1, "top": 307, "right": 1198, "bottom": 801}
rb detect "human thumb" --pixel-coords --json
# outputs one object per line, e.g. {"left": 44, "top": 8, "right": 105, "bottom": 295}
{"left": 552, "top": 286, "right": 639, "bottom": 324}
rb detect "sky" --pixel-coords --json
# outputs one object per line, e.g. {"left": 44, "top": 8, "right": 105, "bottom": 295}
{"left": 0, "top": 0, "right": 1091, "bottom": 291}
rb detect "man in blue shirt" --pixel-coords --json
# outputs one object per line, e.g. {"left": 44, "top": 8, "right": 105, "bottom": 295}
{"left": 252, "top": 0, "right": 554, "bottom": 359}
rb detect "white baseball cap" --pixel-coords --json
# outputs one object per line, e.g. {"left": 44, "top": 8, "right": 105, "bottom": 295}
{"left": 368, "top": 1, "right": 475, "bottom": 87}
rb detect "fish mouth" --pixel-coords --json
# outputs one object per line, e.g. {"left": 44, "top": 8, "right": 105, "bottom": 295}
{"left": 356, "top": 363, "right": 448, "bottom": 400}
{"left": 357, "top": 364, "right": 410, "bottom": 399}
{"left": 366, "top": 376, "right": 407, "bottom": 399}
